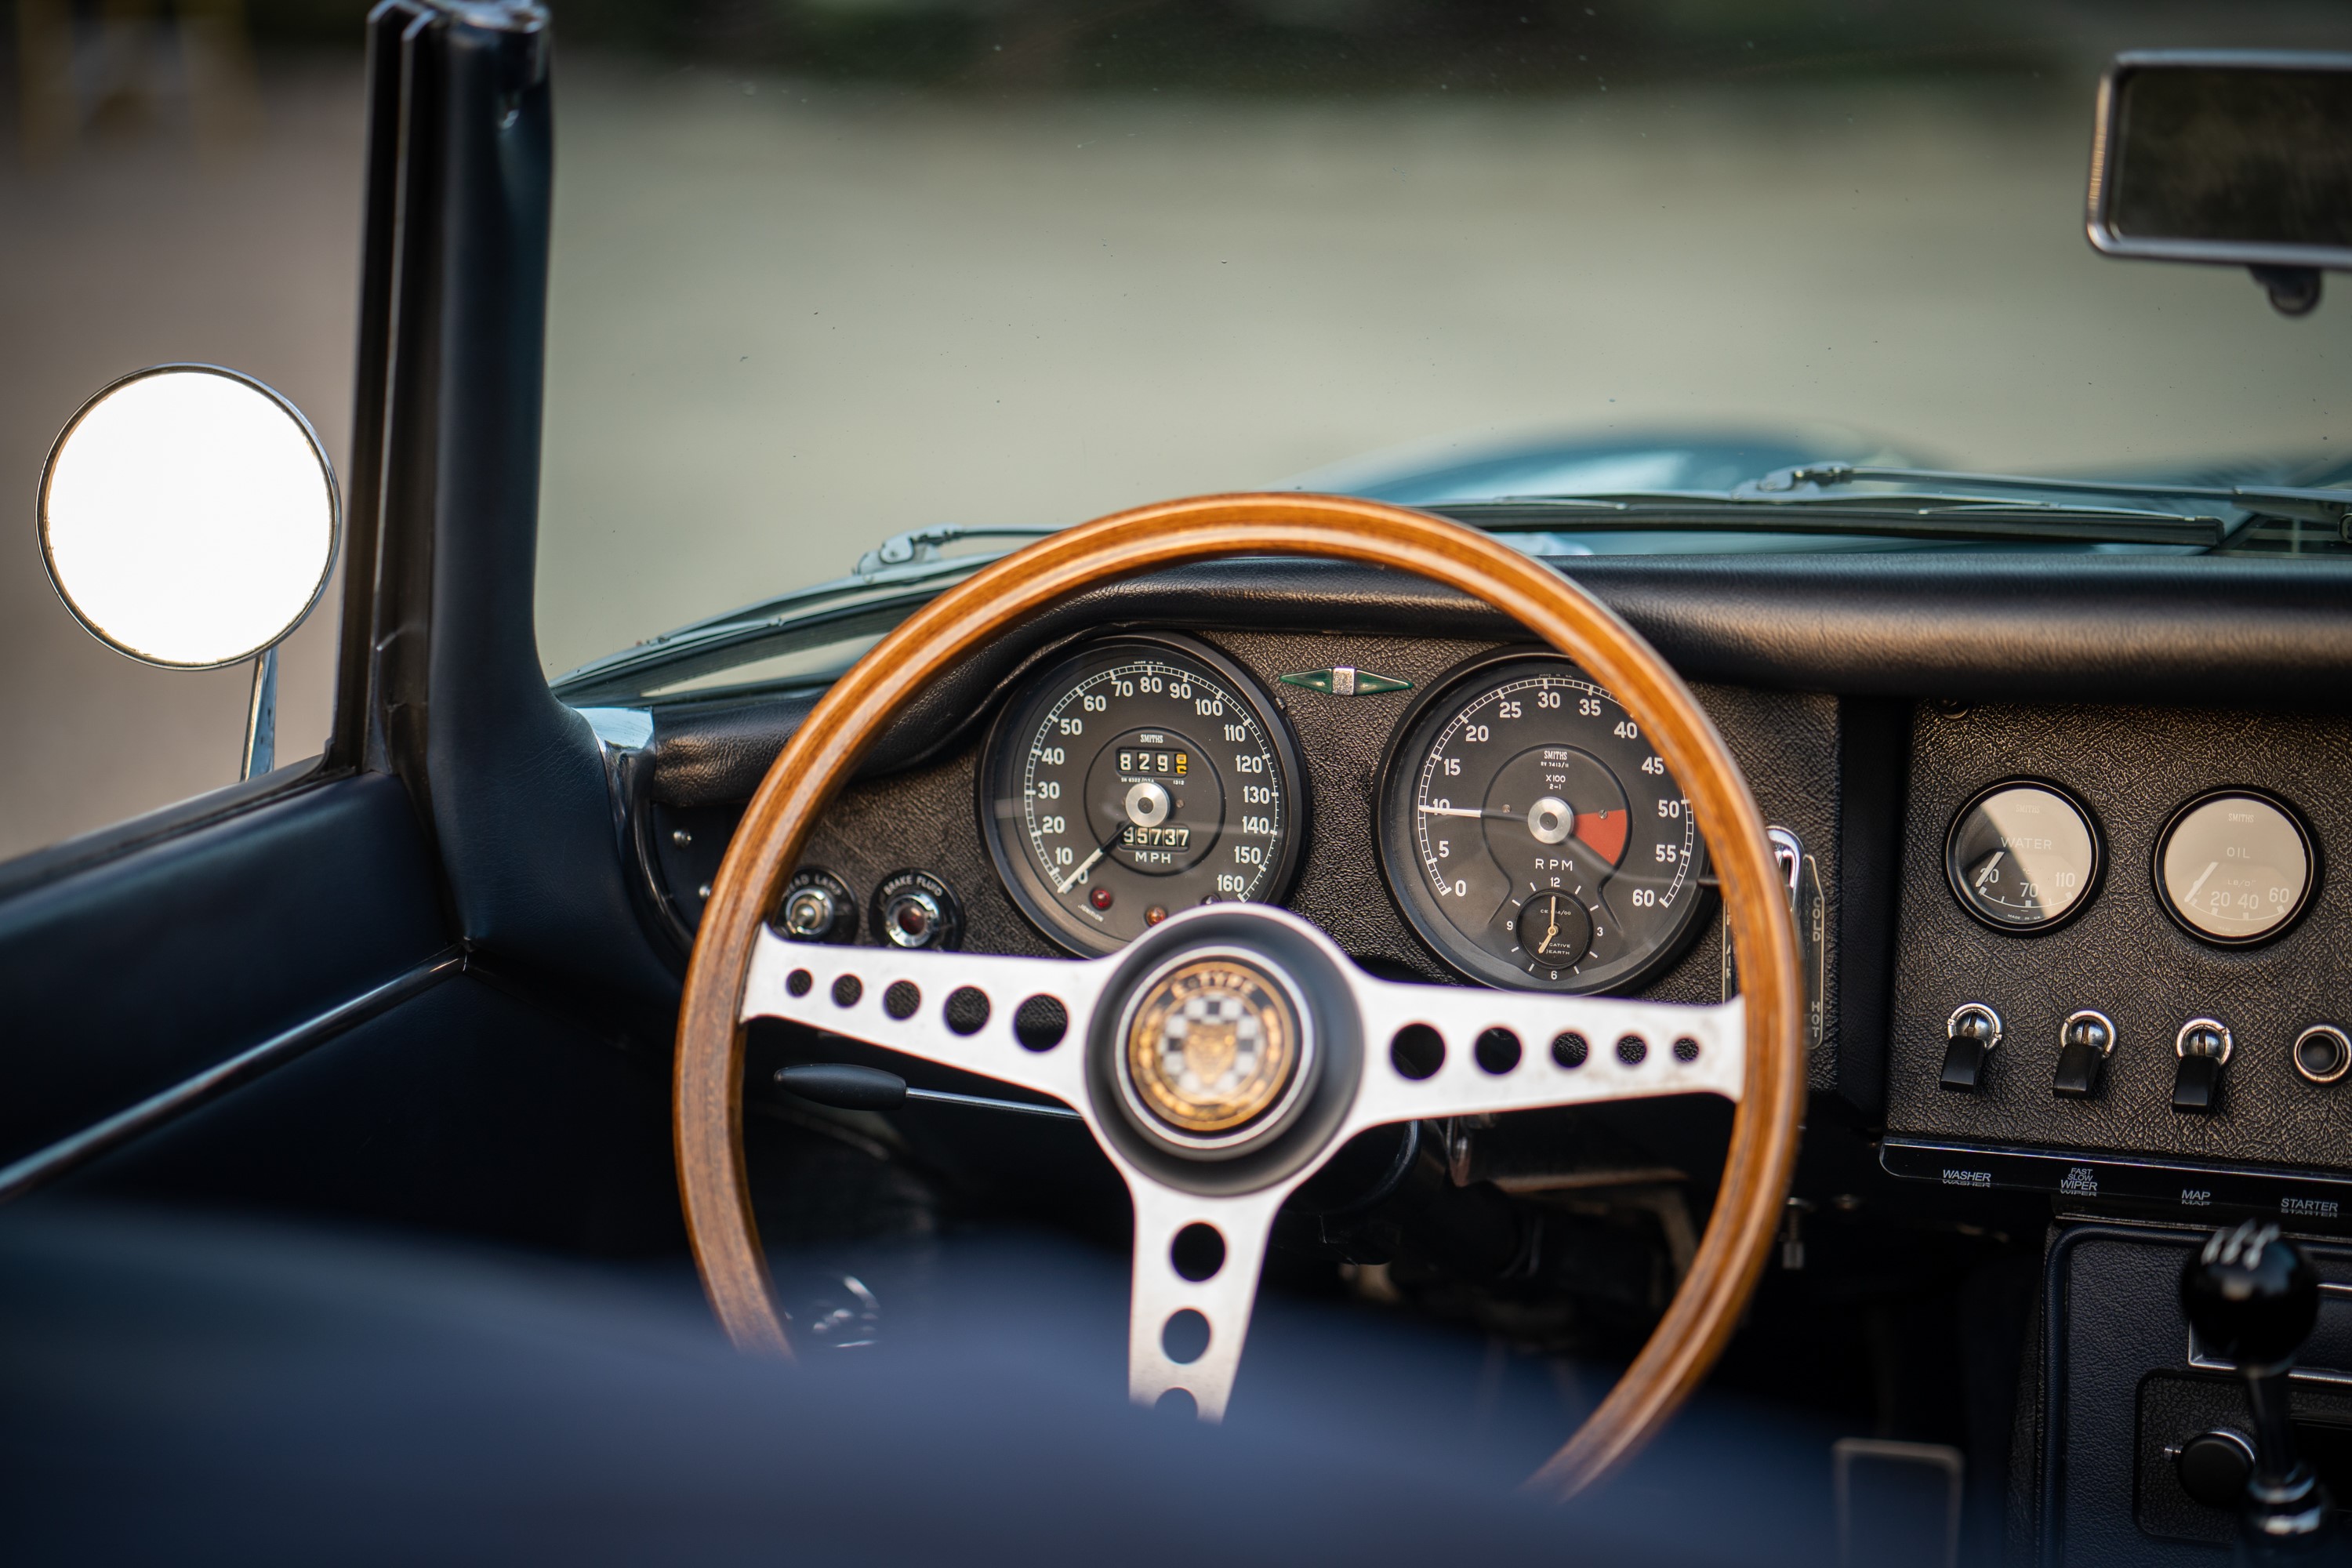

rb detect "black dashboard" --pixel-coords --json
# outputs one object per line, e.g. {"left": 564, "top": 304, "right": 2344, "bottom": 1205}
{"left": 618, "top": 552, "right": 2352, "bottom": 1236}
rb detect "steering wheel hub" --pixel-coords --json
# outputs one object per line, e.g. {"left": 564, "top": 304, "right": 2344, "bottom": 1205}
{"left": 1116, "top": 948, "right": 1314, "bottom": 1150}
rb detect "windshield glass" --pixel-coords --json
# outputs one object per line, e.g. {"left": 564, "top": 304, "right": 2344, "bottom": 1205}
{"left": 535, "top": 4, "right": 2352, "bottom": 684}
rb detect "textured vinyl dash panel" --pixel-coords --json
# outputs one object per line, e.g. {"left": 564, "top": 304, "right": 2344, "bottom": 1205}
{"left": 1886, "top": 702, "right": 2352, "bottom": 1168}
{"left": 782, "top": 631, "right": 1846, "bottom": 1087}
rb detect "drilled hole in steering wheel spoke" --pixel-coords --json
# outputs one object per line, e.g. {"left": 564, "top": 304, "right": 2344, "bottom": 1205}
{"left": 1161, "top": 1308, "right": 1211, "bottom": 1365}
{"left": 1171, "top": 1223, "right": 1225, "bottom": 1283}
{"left": 1390, "top": 1023, "right": 1443, "bottom": 1080}
{"left": 1474, "top": 1027, "right": 1523, "bottom": 1074}
{"left": 943, "top": 986, "right": 990, "bottom": 1035}
{"left": 1014, "top": 995, "right": 1068, "bottom": 1051}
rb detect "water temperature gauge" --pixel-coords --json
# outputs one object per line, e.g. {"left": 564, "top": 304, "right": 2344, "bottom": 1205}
{"left": 1945, "top": 781, "right": 2102, "bottom": 932}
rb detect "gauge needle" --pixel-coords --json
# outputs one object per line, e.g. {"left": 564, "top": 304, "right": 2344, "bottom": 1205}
{"left": 2184, "top": 861, "right": 2219, "bottom": 901}
{"left": 1539, "top": 909, "right": 1559, "bottom": 954}
{"left": 1055, "top": 844, "right": 1106, "bottom": 895}
{"left": 1973, "top": 850, "right": 2004, "bottom": 890}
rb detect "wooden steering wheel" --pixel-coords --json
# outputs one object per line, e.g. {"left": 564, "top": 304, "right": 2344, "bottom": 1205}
{"left": 674, "top": 494, "right": 1805, "bottom": 1497}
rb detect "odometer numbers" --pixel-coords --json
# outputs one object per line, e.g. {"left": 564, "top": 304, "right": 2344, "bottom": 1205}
{"left": 981, "top": 636, "right": 1305, "bottom": 956}
{"left": 1378, "top": 653, "right": 1710, "bottom": 994}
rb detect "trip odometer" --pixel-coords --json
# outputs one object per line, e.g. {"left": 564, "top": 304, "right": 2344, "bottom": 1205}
{"left": 981, "top": 635, "right": 1306, "bottom": 955}
{"left": 1377, "top": 652, "right": 1710, "bottom": 993}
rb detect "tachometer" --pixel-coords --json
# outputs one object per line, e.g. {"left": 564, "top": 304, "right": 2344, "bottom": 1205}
{"left": 980, "top": 634, "right": 1306, "bottom": 955}
{"left": 1377, "top": 652, "right": 1710, "bottom": 993}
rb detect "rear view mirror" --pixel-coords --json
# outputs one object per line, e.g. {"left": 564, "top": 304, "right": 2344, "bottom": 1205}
{"left": 2087, "top": 51, "right": 2352, "bottom": 315}
{"left": 38, "top": 365, "right": 339, "bottom": 776}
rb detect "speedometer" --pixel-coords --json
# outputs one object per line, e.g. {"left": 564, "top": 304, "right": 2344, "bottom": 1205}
{"left": 979, "top": 634, "right": 1307, "bottom": 955}
{"left": 1377, "top": 651, "right": 1710, "bottom": 993}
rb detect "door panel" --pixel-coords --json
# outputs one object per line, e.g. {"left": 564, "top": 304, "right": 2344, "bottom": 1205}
{"left": 0, "top": 773, "right": 444, "bottom": 1167}
{"left": 58, "top": 971, "right": 685, "bottom": 1257}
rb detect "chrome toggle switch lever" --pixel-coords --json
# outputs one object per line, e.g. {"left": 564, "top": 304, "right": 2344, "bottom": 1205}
{"left": 2054, "top": 1009, "right": 2116, "bottom": 1098}
{"left": 1940, "top": 1003, "right": 2001, "bottom": 1091}
{"left": 2181, "top": 1221, "right": 2332, "bottom": 1559}
{"left": 2175, "top": 1018, "right": 2234, "bottom": 1114}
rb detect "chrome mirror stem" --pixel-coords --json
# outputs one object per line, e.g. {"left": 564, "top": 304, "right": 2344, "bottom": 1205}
{"left": 241, "top": 646, "right": 278, "bottom": 781}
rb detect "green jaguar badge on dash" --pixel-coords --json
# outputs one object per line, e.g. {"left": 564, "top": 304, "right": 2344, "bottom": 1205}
{"left": 1277, "top": 666, "right": 1412, "bottom": 697}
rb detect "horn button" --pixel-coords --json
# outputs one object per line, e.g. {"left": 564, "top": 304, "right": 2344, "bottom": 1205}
{"left": 1116, "top": 952, "right": 1312, "bottom": 1149}
{"left": 1085, "top": 908, "right": 1363, "bottom": 1190}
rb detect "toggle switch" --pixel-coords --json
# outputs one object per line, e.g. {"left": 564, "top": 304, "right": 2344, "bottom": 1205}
{"left": 1940, "top": 1003, "right": 2002, "bottom": 1091}
{"left": 2054, "top": 1009, "right": 2115, "bottom": 1098}
{"left": 2173, "top": 1018, "right": 2234, "bottom": 1113}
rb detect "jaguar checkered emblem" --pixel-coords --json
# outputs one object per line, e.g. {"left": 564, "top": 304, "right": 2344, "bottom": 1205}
{"left": 1120, "top": 956, "right": 1304, "bottom": 1140}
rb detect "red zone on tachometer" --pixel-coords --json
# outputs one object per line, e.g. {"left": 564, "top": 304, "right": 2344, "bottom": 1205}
{"left": 1572, "top": 808, "right": 1628, "bottom": 866}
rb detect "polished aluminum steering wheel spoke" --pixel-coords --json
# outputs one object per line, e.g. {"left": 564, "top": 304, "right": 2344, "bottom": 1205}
{"left": 740, "top": 929, "right": 1106, "bottom": 1107}
{"left": 1123, "top": 1182, "right": 1286, "bottom": 1421}
{"left": 1336, "top": 974, "right": 1745, "bottom": 1138}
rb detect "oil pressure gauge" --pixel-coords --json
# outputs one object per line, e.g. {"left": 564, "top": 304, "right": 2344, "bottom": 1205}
{"left": 1946, "top": 781, "right": 2102, "bottom": 933}
{"left": 2156, "top": 790, "right": 2317, "bottom": 946}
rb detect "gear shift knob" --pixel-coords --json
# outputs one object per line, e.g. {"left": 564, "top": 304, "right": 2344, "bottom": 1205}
{"left": 2184, "top": 1219, "right": 2321, "bottom": 1370}
{"left": 2180, "top": 1222, "right": 2332, "bottom": 1557}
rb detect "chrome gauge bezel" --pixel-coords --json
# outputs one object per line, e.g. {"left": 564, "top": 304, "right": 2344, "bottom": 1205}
{"left": 1942, "top": 778, "right": 2105, "bottom": 936}
{"left": 977, "top": 631, "right": 1309, "bottom": 956}
{"left": 1373, "top": 647, "right": 1713, "bottom": 995}
{"left": 2152, "top": 787, "right": 2320, "bottom": 949}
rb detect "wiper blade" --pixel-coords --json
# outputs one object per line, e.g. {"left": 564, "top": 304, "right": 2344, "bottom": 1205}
{"left": 1749, "top": 461, "right": 2249, "bottom": 501}
{"left": 1750, "top": 462, "right": 2352, "bottom": 535}
{"left": 1426, "top": 494, "right": 2225, "bottom": 547}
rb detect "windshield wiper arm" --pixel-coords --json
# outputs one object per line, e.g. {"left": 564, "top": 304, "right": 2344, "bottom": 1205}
{"left": 854, "top": 524, "right": 1059, "bottom": 576}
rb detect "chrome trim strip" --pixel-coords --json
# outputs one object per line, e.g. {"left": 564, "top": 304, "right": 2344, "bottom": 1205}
{"left": 0, "top": 946, "right": 466, "bottom": 1205}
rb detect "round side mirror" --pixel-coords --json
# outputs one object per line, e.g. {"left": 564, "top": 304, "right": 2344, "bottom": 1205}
{"left": 38, "top": 365, "right": 339, "bottom": 670}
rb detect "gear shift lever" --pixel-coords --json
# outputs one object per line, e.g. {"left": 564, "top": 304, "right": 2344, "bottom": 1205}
{"left": 2181, "top": 1221, "right": 2333, "bottom": 1557}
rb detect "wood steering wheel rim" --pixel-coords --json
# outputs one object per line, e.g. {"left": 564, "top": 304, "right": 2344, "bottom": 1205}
{"left": 674, "top": 492, "right": 1806, "bottom": 1498}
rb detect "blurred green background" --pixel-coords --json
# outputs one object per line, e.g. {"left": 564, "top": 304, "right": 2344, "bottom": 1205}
{"left": 3, "top": 0, "right": 2350, "bottom": 862}
{"left": 234, "top": 0, "right": 2314, "bottom": 91}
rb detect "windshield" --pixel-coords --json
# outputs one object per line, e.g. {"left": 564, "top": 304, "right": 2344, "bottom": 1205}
{"left": 535, "top": 4, "right": 2352, "bottom": 685}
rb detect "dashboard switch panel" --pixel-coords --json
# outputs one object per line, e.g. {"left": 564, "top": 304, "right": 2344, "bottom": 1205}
{"left": 2055, "top": 1009, "right": 2116, "bottom": 1099}
{"left": 2173, "top": 1018, "right": 2234, "bottom": 1114}
{"left": 1940, "top": 1004, "right": 2002, "bottom": 1091}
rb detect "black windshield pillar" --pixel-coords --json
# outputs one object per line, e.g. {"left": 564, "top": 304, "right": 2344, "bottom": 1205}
{"left": 354, "top": 1, "right": 676, "bottom": 1008}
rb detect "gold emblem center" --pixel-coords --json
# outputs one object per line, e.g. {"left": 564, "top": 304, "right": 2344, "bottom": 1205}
{"left": 1124, "top": 957, "right": 1299, "bottom": 1136}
